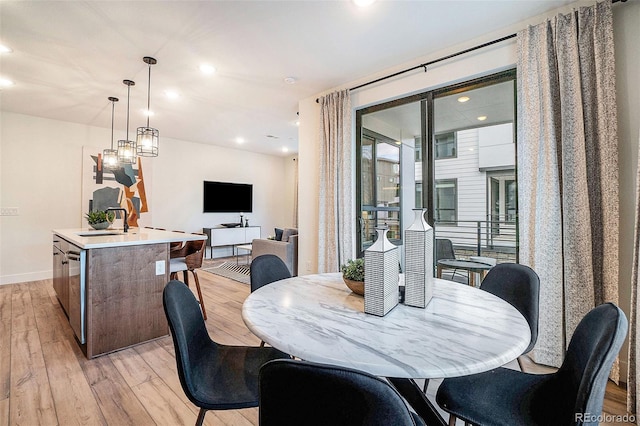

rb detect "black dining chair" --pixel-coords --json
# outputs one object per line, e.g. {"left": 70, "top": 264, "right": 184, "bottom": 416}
{"left": 423, "top": 262, "right": 540, "bottom": 394}
{"left": 163, "top": 280, "right": 289, "bottom": 426}
{"left": 435, "top": 302, "right": 628, "bottom": 426}
{"left": 479, "top": 262, "right": 540, "bottom": 370}
{"left": 250, "top": 254, "right": 292, "bottom": 347}
{"left": 250, "top": 254, "right": 292, "bottom": 293}
{"left": 259, "top": 359, "right": 426, "bottom": 426}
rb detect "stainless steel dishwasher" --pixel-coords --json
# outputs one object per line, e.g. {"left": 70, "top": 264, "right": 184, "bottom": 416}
{"left": 66, "top": 244, "right": 86, "bottom": 344}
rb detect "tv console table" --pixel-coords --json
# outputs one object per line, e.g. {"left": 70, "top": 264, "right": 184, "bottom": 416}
{"left": 203, "top": 226, "right": 261, "bottom": 259}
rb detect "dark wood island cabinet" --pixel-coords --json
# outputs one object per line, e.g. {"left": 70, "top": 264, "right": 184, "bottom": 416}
{"left": 52, "top": 228, "right": 207, "bottom": 358}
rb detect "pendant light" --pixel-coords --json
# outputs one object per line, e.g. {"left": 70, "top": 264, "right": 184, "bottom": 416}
{"left": 117, "top": 79, "right": 136, "bottom": 164}
{"left": 102, "top": 96, "right": 119, "bottom": 169}
{"left": 136, "top": 56, "right": 159, "bottom": 157}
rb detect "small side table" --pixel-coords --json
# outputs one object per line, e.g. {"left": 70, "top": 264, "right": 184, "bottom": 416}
{"left": 437, "top": 259, "right": 494, "bottom": 286}
{"left": 236, "top": 244, "right": 253, "bottom": 265}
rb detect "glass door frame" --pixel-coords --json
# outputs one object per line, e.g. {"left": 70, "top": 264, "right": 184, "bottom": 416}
{"left": 355, "top": 68, "right": 518, "bottom": 259}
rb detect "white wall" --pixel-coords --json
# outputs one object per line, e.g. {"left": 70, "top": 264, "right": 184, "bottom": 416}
{"left": 0, "top": 111, "right": 291, "bottom": 284}
{"left": 298, "top": 0, "right": 640, "bottom": 377}
{"left": 478, "top": 123, "right": 514, "bottom": 170}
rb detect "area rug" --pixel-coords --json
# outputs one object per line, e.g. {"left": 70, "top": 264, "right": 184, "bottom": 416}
{"left": 202, "top": 261, "right": 251, "bottom": 285}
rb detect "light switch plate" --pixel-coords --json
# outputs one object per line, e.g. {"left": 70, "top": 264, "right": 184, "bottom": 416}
{"left": 156, "top": 260, "right": 166, "bottom": 275}
{"left": 0, "top": 207, "right": 19, "bottom": 216}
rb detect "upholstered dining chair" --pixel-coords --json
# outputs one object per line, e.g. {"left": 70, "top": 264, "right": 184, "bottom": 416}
{"left": 250, "top": 254, "right": 292, "bottom": 347}
{"left": 479, "top": 262, "right": 540, "bottom": 371}
{"left": 169, "top": 235, "right": 207, "bottom": 319}
{"left": 423, "top": 262, "right": 540, "bottom": 394}
{"left": 259, "top": 359, "right": 425, "bottom": 426}
{"left": 163, "top": 280, "right": 289, "bottom": 426}
{"left": 435, "top": 302, "right": 627, "bottom": 426}
{"left": 250, "top": 254, "right": 291, "bottom": 293}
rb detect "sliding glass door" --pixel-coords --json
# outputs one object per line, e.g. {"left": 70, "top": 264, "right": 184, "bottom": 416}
{"left": 356, "top": 70, "right": 517, "bottom": 265}
{"left": 356, "top": 99, "right": 425, "bottom": 257}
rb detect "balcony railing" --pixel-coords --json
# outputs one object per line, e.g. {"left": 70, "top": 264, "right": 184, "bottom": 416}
{"left": 434, "top": 216, "right": 518, "bottom": 263}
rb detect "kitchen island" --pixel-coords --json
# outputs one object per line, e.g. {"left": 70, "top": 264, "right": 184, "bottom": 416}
{"left": 52, "top": 227, "right": 206, "bottom": 358}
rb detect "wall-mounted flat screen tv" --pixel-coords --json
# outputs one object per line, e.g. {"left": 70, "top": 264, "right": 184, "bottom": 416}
{"left": 203, "top": 181, "right": 253, "bottom": 213}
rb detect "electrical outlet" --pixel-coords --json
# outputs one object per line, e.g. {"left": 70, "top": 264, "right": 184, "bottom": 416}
{"left": 306, "top": 261, "right": 312, "bottom": 272}
{"left": 156, "top": 260, "right": 166, "bottom": 275}
{"left": 0, "top": 207, "right": 19, "bottom": 216}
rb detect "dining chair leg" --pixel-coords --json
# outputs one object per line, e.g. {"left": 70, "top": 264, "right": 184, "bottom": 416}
{"left": 191, "top": 270, "right": 208, "bottom": 320}
{"left": 517, "top": 355, "right": 524, "bottom": 372}
{"left": 423, "top": 379, "right": 429, "bottom": 393}
{"left": 195, "top": 408, "right": 207, "bottom": 426}
{"left": 448, "top": 415, "right": 456, "bottom": 426}
{"left": 260, "top": 340, "right": 266, "bottom": 347}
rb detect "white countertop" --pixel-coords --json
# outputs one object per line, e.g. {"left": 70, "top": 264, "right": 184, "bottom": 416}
{"left": 242, "top": 273, "right": 530, "bottom": 379}
{"left": 53, "top": 228, "right": 207, "bottom": 249}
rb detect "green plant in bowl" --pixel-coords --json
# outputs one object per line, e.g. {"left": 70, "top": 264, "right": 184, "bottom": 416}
{"left": 85, "top": 210, "right": 115, "bottom": 230}
{"left": 341, "top": 258, "right": 365, "bottom": 296}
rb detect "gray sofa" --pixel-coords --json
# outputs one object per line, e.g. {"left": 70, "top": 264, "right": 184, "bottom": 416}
{"left": 252, "top": 228, "right": 298, "bottom": 276}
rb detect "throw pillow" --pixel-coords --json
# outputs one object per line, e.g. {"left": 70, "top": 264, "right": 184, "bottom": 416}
{"left": 274, "top": 228, "right": 284, "bottom": 241}
{"left": 282, "top": 228, "right": 298, "bottom": 243}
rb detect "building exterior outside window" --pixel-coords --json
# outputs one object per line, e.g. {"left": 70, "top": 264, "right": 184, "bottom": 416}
{"left": 435, "top": 132, "right": 456, "bottom": 159}
{"left": 435, "top": 179, "right": 457, "bottom": 223}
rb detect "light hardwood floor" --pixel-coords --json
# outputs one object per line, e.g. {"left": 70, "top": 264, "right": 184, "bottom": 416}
{"left": 0, "top": 268, "right": 634, "bottom": 425}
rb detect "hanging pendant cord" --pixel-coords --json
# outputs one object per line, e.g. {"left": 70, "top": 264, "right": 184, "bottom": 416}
{"left": 146, "top": 64, "right": 151, "bottom": 128}
{"left": 315, "top": 0, "right": 626, "bottom": 103}
{"left": 126, "top": 83, "right": 131, "bottom": 141}
{"left": 110, "top": 100, "right": 115, "bottom": 149}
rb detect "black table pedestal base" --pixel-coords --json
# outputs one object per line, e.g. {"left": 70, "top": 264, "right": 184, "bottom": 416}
{"left": 388, "top": 378, "right": 447, "bottom": 426}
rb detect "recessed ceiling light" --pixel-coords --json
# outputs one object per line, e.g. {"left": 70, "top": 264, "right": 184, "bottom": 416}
{"left": 0, "top": 45, "right": 12, "bottom": 54}
{"left": 236, "top": 137, "right": 245, "bottom": 144}
{"left": 282, "top": 147, "right": 289, "bottom": 153}
{"left": 199, "top": 64, "right": 216, "bottom": 75}
{"left": 477, "top": 115, "right": 487, "bottom": 121}
{"left": 0, "top": 77, "right": 14, "bottom": 87}
{"left": 165, "top": 90, "right": 179, "bottom": 99}
{"left": 457, "top": 96, "right": 470, "bottom": 103}
{"left": 353, "top": 0, "right": 376, "bottom": 7}
{"left": 295, "top": 121, "right": 300, "bottom": 126}
{"left": 284, "top": 77, "right": 296, "bottom": 84}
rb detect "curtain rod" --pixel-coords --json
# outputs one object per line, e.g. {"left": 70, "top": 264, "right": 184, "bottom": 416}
{"left": 316, "top": 0, "right": 626, "bottom": 103}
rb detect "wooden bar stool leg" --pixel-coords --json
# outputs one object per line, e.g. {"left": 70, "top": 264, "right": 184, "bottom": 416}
{"left": 191, "top": 270, "right": 207, "bottom": 320}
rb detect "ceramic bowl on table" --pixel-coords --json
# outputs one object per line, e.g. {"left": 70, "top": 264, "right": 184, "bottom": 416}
{"left": 343, "top": 277, "right": 364, "bottom": 296}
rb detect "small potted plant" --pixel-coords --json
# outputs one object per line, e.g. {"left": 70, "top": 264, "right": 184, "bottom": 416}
{"left": 341, "top": 258, "right": 365, "bottom": 296}
{"left": 85, "top": 210, "right": 115, "bottom": 230}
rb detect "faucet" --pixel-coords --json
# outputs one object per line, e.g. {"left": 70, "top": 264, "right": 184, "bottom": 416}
{"left": 106, "top": 208, "right": 129, "bottom": 233}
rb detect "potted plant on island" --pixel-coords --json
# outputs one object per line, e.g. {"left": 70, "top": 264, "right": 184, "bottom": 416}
{"left": 341, "top": 258, "right": 365, "bottom": 296}
{"left": 85, "top": 210, "right": 115, "bottom": 230}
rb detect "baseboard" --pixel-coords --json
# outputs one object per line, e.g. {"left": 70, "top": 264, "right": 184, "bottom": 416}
{"left": 0, "top": 269, "right": 51, "bottom": 285}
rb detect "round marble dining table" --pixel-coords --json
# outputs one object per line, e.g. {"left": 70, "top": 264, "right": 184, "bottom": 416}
{"left": 242, "top": 272, "right": 530, "bottom": 379}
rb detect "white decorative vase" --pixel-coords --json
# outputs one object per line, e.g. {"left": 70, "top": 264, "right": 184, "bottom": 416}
{"left": 404, "top": 209, "right": 434, "bottom": 308}
{"left": 364, "top": 226, "right": 399, "bottom": 316}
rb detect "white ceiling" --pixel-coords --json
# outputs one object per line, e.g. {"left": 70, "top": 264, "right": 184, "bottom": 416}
{"left": 0, "top": 0, "right": 573, "bottom": 156}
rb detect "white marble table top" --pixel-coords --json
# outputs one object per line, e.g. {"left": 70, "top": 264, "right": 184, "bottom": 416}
{"left": 242, "top": 273, "right": 530, "bottom": 379}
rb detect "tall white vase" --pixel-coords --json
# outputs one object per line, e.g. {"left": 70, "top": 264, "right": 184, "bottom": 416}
{"left": 364, "top": 226, "right": 399, "bottom": 316}
{"left": 404, "top": 209, "right": 434, "bottom": 308}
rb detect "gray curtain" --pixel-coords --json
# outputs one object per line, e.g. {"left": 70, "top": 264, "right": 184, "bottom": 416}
{"left": 628, "top": 130, "right": 640, "bottom": 417}
{"left": 517, "top": 0, "right": 619, "bottom": 374}
{"left": 318, "top": 90, "right": 354, "bottom": 273}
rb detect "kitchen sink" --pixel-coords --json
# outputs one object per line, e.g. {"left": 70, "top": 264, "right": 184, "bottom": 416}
{"left": 76, "top": 231, "right": 126, "bottom": 237}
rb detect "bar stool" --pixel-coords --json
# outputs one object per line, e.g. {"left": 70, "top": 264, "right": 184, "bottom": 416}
{"left": 170, "top": 234, "right": 207, "bottom": 320}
